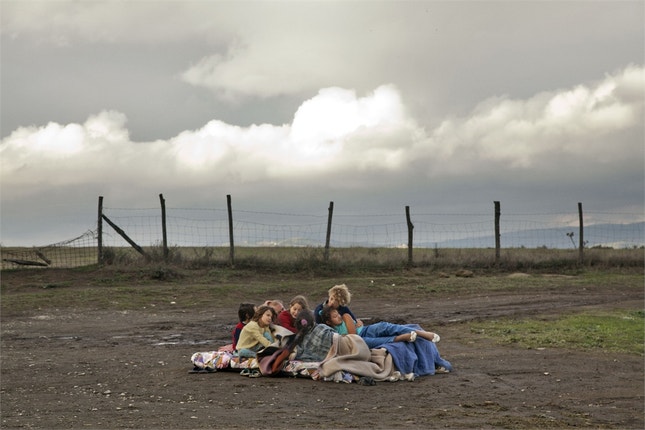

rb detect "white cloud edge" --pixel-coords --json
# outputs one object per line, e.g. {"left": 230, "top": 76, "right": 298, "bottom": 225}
{"left": 1, "top": 65, "right": 643, "bottom": 200}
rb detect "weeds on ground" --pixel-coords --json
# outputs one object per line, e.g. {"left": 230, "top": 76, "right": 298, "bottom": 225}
{"left": 471, "top": 309, "right": 645, "bottom": 355}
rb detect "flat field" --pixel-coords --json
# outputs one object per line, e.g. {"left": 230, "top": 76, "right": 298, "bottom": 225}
{"left": 1, "top": 267, "right": 643, "bottom": 429}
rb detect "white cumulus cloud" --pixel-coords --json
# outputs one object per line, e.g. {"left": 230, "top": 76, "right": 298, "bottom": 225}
{"left": 1, "top": 65, "right": 642, "bottom": 206}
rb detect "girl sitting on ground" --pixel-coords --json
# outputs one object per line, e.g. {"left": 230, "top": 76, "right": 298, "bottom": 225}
{"left": 321, "top": 306, "right": 440, "bottom": 349}
{"left": 236, "top": 305, "right": 276, "bottom": 358}
{"left": 277, "top": 295, "right": 309, "bottom": 333}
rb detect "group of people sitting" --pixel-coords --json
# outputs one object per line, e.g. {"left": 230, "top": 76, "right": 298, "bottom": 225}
{"left": 220, "top": 283, "right": 452, "bottom": 381}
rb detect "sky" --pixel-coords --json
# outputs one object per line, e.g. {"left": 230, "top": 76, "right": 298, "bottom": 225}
{"left": 1, "top": 0, "right": 644, "bottom": 246}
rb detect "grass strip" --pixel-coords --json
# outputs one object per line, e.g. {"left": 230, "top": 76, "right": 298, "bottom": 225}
{"left": 470, "top": 309, "right": 645, "bottom": 355}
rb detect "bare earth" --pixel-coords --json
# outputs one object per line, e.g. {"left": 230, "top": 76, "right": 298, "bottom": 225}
{"left": 1, "top": 270, "right": 643, "bottom": 429}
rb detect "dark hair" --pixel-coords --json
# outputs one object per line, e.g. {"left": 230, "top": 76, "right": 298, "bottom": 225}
{"left": 252, "top": 305, "right": 277, "bottom": 322}
{"left": 294, "top": 309, "right": 314, "bottom": 332}
{"left": 238, "top": 303, "right": 256, "bottom": 323}
{"left": 320, "top": 305, "right": 337, "bottom": 325}
{"left": 289, "top": 308, "right": 315, "bottom": 350}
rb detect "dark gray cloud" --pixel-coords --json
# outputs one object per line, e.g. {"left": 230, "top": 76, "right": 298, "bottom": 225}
{"left": 1, "top": 1, "right": 643, "bottom": 246}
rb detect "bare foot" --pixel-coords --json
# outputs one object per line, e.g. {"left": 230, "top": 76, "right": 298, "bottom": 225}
{"left": 417, "top": 331, "right": 440, "bottom": 343}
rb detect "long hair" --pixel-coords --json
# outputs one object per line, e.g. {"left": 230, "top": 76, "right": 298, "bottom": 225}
{"left": 289, "top": 295, "right": 310, "bottom": 310}
{"left": 252, "top": 305, "right": 277, "bottom": 322}
{"left": 291, "top": 308, "right": 315, "bottom": 350}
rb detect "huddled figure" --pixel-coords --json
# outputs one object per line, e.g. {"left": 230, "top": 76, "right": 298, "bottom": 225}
{"left": 222, "top": 284, "right": 452, "bottom": 379}
{"left": 321, "top": 305, "right": 440, "bottom": 348}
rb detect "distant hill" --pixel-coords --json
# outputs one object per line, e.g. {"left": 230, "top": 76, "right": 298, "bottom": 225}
{"left": 417, "top": 222, "right": 645, "bottom": 249}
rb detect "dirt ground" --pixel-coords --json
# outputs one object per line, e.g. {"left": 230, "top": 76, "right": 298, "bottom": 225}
{"left": 1, "top": 270, "right": 643, "bottom": 429}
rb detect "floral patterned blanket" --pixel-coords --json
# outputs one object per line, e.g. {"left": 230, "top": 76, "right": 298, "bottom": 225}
{"left": 190, "top": 345, "right": 321, "bottom": 378}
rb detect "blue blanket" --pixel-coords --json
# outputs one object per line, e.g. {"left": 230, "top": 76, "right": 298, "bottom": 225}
{"left": 383, "top": 337, "right": 452, "bottom": 376}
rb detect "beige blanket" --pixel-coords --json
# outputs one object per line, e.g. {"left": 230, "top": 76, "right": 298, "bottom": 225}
{"left": 319, "top": 334, "right": 397, "bottom": 381}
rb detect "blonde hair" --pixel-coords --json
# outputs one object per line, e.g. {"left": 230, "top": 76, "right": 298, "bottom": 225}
{"left": 328, "top": 284, "right": 351, "bottom": 306}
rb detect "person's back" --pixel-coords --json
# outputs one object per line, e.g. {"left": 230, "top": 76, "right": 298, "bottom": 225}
{"left": 277, "top": 309, "right": 295, "bottom": 332}
{"left": 232, "top": 303, "right": 256, "bottom": 350}
{"left": 291, "top": 308, "right": 336, "bottom": 362}
{"left": 293, "top": 323, "right": 336, "bottom": 362}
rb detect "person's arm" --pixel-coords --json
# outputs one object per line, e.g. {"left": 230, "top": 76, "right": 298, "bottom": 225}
{"left": 342, "top": 313, "right": 358, "bottom": 334}
{"left": 342, "top": 306, "right": 363, "bottom": 327}
{"left": 244, "top": 323, "right": 272, "bottom": 348}
{"left": 253, "top": 326, "right": 273, "bottom": 347}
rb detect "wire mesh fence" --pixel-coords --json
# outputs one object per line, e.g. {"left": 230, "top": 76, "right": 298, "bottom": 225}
{"left": 1, "top": 202, "right": 643, "bottom": 270}
{"left": 98, "top": 207, "right": 643, "bottom": 249}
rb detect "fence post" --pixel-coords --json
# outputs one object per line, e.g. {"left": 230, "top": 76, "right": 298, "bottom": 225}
{"left": 324, "top": 201, "right": 334, "bottom": 262}
{"left": 406, "top": 205, "right": 414, "bottom": 265}
{"left": 578, "top": 202, "right": 584, "bottom": 264}
{"left": 101, "top": 214, "right": 147, "bottom": 257}
{"left": 227, "top": 194, "right": 235, "bottom": 266}
{"left": 494, "top": 201, "right": 501, "bottom": 263}
{"left": 159, "top": 193, "right": 168, "bottom": 261}
{"left": 97, "top": 196, "right": 103, "bottom": 264}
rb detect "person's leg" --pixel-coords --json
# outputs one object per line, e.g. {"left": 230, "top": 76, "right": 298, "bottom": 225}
{"left": 362, "top": 322, "right": 409, "bottom": 337}
{"left": 364, "top": 322, "right": 439, "bottom": 342}
{"left": 415, "top": 330, "right": 440, "bottom": 342}
{"left": 360, "top": 335, "right": 396, "bottom": 349}
{"left": 237, "top": 348, "right": 257, "bottom": 358}
{"left": 393, "top": 333, "right": 414, "bottom": 342}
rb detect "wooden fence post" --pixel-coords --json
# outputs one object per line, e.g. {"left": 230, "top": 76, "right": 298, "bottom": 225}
{"left": 159, "top": 193, "right": 168, "bottom": 261}
{"left": 101, "top": 214, "right": 146, "bottom": 257}
{"left": 406, "top": 205, "right": 414, "bottom": 265}
{"left": 324, "top": 201, "right": 334, "bottom": 262}
{"left": 494, "top": 201, "right": 501, "bottom": 263}
{"left": 227, "top": 194, "right": 235, "bottom": 266}
{"left": 578, "top": 202, "right": 584, "bottom": 264}
{"left": 97, "top": 196, "right": 103, "bottom": 264}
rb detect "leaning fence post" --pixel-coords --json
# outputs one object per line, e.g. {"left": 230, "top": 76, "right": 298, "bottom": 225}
{"left": 578, "top": 202, "right": 584, "bottom": 264}
{"left": 494, "top": 201, "right": 501, "bottom": 263}
{"left": 406, "top": 205, "right": 414, "bottom": 265}
{"left": 324, "top": 201, "right": 334, "bottom": 262}
{"left": 227, "top": 194, "right": 235, "bottom": 266}
{"left": 97, "top": 196, "right": 103, "bottom": 264}
{"left": 159, "top": 193, "right": 168, "bottom": 261}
